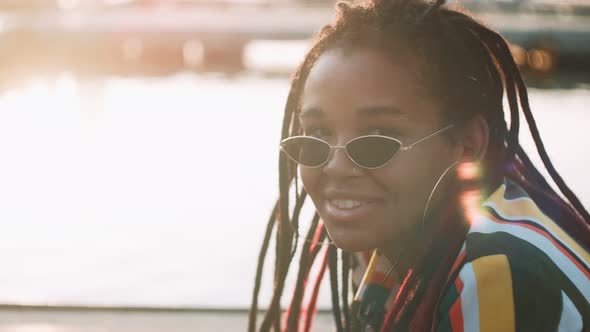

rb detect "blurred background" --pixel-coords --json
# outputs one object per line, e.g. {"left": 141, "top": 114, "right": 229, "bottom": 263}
{"left": 0, "top": 0, "right": 588, "bottom": 331}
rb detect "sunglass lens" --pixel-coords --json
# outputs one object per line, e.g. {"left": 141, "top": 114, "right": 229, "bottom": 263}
{"left": 347, "top": 136, "right": 401, "bottom": 168}
{"left": 282, "top": 137, "right": 330, "bottom": 167}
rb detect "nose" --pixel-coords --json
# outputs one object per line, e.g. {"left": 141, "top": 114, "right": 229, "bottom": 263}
{"left": 322, "top": 143, "right": 358, "bottom": 177}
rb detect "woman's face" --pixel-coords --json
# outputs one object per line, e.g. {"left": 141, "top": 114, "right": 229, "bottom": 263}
{"left": 299, "top": 48, "right": 461, "bottom": 253}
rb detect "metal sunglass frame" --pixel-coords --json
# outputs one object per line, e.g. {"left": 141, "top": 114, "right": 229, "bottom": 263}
{"left": 280, "top": 124, "right": 454, "bottom": 170}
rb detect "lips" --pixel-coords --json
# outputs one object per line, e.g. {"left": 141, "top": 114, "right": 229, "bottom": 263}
{"left": 322, "top": 191, "right": 384, "bottom": 224}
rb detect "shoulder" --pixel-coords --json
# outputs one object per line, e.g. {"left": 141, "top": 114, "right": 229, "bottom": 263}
{"left": 436, "top": 253, "right": 587, "bottom": 331}
{"left": 467, "top": 180, "right": 590, "bottom": 303}
{"left": 435, "top": 180, "right": 590, "bottom": 331}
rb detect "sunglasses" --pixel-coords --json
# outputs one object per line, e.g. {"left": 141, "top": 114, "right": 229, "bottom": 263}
{"left": 280, "top": 124, "right": 454, "bottom": 169}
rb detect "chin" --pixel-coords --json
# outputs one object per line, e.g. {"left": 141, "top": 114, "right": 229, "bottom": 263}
{"left": 327, "top": 231, "right": 377, "bottom": 253}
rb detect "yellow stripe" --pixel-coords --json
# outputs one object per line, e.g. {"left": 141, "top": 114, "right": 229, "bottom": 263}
{"left": 353, "top": 249, "right": 379, "bottom": 302}
{"left": 488, "top": 185, "right": 590, "bottom": 265}
{"left": 472, "top": 255, "right": 515, "bottom": 332}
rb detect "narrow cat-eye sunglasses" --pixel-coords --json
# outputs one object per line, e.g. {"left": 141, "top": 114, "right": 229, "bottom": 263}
{"left": 280, "top": 124, "right": 454, "bottom": 169}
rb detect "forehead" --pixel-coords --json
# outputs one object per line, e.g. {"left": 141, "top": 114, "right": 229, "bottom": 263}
{"left": 301, "top": 48, "right": 441, "bottom": 125}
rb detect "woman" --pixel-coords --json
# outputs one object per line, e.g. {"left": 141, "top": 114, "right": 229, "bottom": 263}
{"left": 249, "top": 0, "right": 590, "bottom": 331}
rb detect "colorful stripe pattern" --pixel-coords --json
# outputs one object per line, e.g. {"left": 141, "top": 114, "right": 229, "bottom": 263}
{"left": 435, "top": 179, "right": 590, "bottom": 331}
{"left": 353, "top": 250, "right": 400, "bottom": 329}
{"left": 351, "top": 179, "right": 590, "bottom": 331}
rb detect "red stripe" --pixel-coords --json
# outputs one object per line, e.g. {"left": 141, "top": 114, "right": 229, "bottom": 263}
{"left": 449, "top": 294, "right": 464, "bottom": 332}
{"left": 448, "top": 276, "right": 465, "bottom": 332}
{"left": 485, "top": 211, "right": 590, "bottom": 280}
{"left": 434, "top": 251, "right": 466, "bottom": 332}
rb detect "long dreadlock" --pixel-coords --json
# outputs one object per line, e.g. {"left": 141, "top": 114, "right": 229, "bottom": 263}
{"left": 249, "top": 0, "right": 590, "bottom": 331}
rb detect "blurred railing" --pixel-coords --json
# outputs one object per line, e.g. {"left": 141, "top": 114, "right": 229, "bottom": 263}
{"left": 0, "top": 1, "right": 588, "bottom": 79}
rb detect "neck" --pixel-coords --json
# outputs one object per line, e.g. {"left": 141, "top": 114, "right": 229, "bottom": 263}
{"left": 379, "top": 185, "right": 461, "bottom": 281}
{"left": 379, "top": 229, "right": 419, "bottom": 281}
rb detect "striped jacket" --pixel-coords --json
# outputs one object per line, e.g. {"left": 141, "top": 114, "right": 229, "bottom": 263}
{"left": 435, "top": 180, "right": 590, "bottom": 331}
{"left": 354, "top": 179, "right": 590, "bottom": 331}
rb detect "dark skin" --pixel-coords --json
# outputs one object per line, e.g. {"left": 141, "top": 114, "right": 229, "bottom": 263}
{"left": 299, "top": 48, "right": 489, "bottom": 276}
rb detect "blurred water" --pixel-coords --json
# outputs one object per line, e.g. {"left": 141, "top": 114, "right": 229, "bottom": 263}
{"left": 0, "top": 73, "right": 588, "bottom": 309}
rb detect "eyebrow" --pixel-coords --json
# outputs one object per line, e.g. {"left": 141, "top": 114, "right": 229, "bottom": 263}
{"left": 299, "top": 108, "right": 323, "bottom": 120}
{"left": 298, "top": 106, "right": 406, "bottom": 120}
{"left": 357, "top": 106, "right": 406, "bottom": 117}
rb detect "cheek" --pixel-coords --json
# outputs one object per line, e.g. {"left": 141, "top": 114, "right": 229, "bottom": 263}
{"left": 370, "top": 158, "right": 430, "bottom": 198}
{"left": 300, "top": 167, "right": 322, "bottom": 197}
{"left": 369, "top": 167, "right": 424, "bottom": 224}
{"left": 370, "top": 148, "right": 456, "bottom": 220}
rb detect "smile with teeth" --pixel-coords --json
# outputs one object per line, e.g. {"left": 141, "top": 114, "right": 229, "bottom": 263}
{"left": 328, "top": 199, "right": 372, "bottom": 209}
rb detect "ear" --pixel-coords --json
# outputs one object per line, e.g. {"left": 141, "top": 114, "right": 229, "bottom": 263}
{"left": 459, "top": 114, "right": 489, "bottom": 162}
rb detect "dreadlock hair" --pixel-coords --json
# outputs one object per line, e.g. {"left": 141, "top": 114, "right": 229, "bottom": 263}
{"left": 249, "top": 0, "right": 590, "bottom": 331}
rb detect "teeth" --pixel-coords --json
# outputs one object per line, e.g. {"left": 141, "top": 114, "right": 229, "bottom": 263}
{"left": 330, "top": 199, "right": 365, "bottom": 209}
